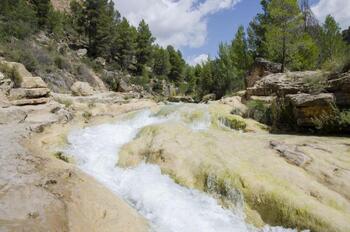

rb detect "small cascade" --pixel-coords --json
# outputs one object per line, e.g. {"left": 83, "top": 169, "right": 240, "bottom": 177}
{"left": 65, "top": 106, "right": 299, "bottom": 232}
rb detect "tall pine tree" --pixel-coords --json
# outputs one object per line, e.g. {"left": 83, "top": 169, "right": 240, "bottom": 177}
{"left": 136, "top": 20, "right": 155, "bottom": 74}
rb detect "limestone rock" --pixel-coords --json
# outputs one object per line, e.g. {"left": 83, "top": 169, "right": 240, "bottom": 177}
{"left": 201, "top": 94, "right": 216, "bottom": 103}
{"left": 245, "top": 58, "right": 282, "bottom": 88}
{"left": 0, "top": 61, "right": 32, "bottom": 78}
{"left": 278, "top": 93, "right": 336, "bottom": 128}
{"left": 71, "top": 81, "right": 94, "bottom": 96}
{"left": 118, "top": 79, "right": 132, "bottom": 92}
{"left": 9, "top": 88, "right": 50, "bottom": 100}
{"left": 219, "top": 96, "right": 247, "bottom": 116}
{"left": 246, "top": 72, "right": 312, "bottom": 99}
{"left": 11, "top": 98, "right": 50, "bottom": 106}
{"left": 76, "top": 49, "right": 87, "bottom": 57}
{"left": 327, "top": 72, "right": 350, "bottom": 107}
{"left": 21, "top": 76, "right": 48, "bottom": 89}
{"left": 0, "top": 91, "right": 10, "bottom": 108}
{"left": 0, "top": 107, "right": 27, "bottom": 124}
{"left": 270, "top": 140, "right": 312, "bottom": 167}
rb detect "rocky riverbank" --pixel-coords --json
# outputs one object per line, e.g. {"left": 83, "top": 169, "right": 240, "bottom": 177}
{"left": 0, "top": 66, "right": 156, "bottom": 231}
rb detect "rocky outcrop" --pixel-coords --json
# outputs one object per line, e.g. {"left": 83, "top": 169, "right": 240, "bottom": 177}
{"left": 245, "top": 71, "right": 319, "bottom": 99}
{"left": 21, "top": 76, "right": 48, "bottom": 89}
{"left": 327, "top": 72, "right": 350, "bottom": 108}
{"left": 245, "top": 58, "right": 282, "bottom": 88}
{"left": 273, "top": 93, "right": 336, "bottom": 130}
{"left": 10, "top": 88, "right": 50, "bottom": 100}
{"left": 201, "top": 94, "right": 216, "bottom": 103}
{"left": 71, "top": 81, "right": 94, "bottom": 96}
{"left": 0, "top": 61, "right": 51, "bottom": 106}
{"left": 270, "top": 140, "right": 312, "bottom": 167}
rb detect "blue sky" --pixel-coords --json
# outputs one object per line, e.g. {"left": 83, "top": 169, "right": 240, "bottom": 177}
{"left": 116, "top": 0, "right": 350, "bottom": 65}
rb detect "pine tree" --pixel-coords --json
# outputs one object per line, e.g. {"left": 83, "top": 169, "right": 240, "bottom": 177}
{"left": 247, "top": 0, "right": 271, "bottom": 58}
{"left": 84, "top": 0, "right": 117, "bottom": 58}
{"left": 231, "top": 26, "right": 252, "bottom": 81}
{"left": 167, "top": 45, "right": 185, "bottom": 83}
{"left": 113, "top": 18, "right": 137, "bottom": 71}
{"left": 153, "top": 46, "right": 171, "bottom": 77}
{"left": 31, "top": 0, "right": 51, "bottom": 27}
{"left": 0, "top": 0, "right": 37, "bottom": 40}
{"left": 320, "top": 15, "right": 347, "bottom": 64}
{"left": 136, "top": 20, "right": 155, "bottom": 74}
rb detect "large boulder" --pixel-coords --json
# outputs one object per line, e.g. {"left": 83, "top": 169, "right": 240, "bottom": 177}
{"left": 326, "top": 72, "right": 350, "bottom": 108}
{"left": 273, "top": 93, "right": 336, "bottom": 130}
{"left": 0, "top": 107, "right": 27, "bottom": 124}
{"left": 201, "top": 94, "right": 216, "bottom": 103}
{"left": 245, "top": 58, "right": 282, "bottom": 88}
{"left": 0, "top": 61, "right": 32, "bottom": 79}
{"left": 245, "top": 71, "right": 321, "bottom": 99}
{"left": 71, "top": 81, "right": 94, "bottom": 96}
{"left": 9, "top": 88, "right": 50, "bottom": 100}
{"left": 21, "top": 76, "right": 48, "bottom": 89}
{"left": 11, "top": 97, "right": 50, "bottom": 106}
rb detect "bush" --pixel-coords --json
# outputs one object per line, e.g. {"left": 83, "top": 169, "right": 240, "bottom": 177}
{"left": 302, "top": 72, "right": 328, "bottom": 94}
{"left": 245, "top": 100, "right": 272, "bottom": 125}
{"left": 0, "top": 63, "right": 22, "bottom": 87}
{"left": 312, "top": 108, "right": 350, "bottom": 134}
{"left": 54, "top": 152, "right": 69, "bottom": 163}
{"left": 219, "top": 115, "right": 247, "bottom": 131}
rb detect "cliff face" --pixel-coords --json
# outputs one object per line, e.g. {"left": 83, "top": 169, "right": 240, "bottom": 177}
{"left": 244, "top": 58, "right": 350, "bottom": 134}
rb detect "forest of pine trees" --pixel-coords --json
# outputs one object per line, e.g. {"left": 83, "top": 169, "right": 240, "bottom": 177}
{"left": 0, "top": 0, "right": 349, "bottom": 100}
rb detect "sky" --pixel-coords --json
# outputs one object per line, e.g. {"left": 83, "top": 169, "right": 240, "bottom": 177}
{"left": 114, "top": 0, "right": 350, "bottom": 65}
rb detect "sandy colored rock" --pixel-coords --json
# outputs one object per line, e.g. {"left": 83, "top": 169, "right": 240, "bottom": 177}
{"left": 0, "top": 107, "right": 27, "bottom": 124}
{"left": 21, "top": 76, "right": 48, "bottom": 89}
{"left": 0, "top": 98, "right": 158, "bottom": 232}
{"left": 245, "top": 58, "right": 282, "bottom": 88}
{"left": 11, "top": 97, "right": 50, "bottom": 106}
{"left": 0, "top": 61, "right": 32, "bottom": 78}
{"left": 71, "top": 81, "right": 94, "bottom": 96}
{"left": 9, "top": 88, "right": 50, "bottom": 100}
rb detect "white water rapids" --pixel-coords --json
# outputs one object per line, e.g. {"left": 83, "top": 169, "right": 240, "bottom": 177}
{"left": 65, "top": 107, "right": 298, "bottom": 232}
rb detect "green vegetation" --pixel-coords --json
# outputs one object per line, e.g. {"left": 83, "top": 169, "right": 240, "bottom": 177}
{"left": 0, "top": 63, "right": 22, "bottom": 87}
{"left": 219, "top": 115, "right": 247, "bottom": 131}
{"left": 312, "top": 108, "right": 350, "bottom": 134}
{"left": 0, "top": 0, "right": 349, "bottom": 100}
{"left": 53, "top": 151, "right": 70, "bottom": 163}
{"left": 245, "top": 100, "right": 273, "bottom": 125}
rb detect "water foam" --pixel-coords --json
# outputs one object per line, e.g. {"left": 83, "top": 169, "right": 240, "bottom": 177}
{"left": 65, "top": 109, "right": 297, "bottom": 232}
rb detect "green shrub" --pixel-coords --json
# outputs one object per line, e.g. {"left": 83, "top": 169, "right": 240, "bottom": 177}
{"left": 54, "top": 151, "right": 69, "bottom": 163}
{"left": 302, "top": 73, "right": 328, "bottom": 94}
{"left": 219, "top": 115, "right": 247, "bottom": 131}
{"left": 245, "top": 100, "right": 272, "bottom": 125}
{"left": 312, "top": 108, "right": 350, "bottom": 134}
{"left": 0, "top": 63, "right": 22, "bottom": 87}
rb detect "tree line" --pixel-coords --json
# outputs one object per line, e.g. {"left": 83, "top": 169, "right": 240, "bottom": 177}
{"left": 0, "top": 0, "right": 349, "bottom": 100}
{"left": 0, "top": 0, "right": 188, "bottom": 91}
{"left": 192, "top": 0, "right": 350, "bottom": 99}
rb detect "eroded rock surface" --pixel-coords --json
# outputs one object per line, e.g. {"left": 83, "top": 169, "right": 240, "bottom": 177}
{"left": 71, "top": 81, "right": 94, "bottom": 96}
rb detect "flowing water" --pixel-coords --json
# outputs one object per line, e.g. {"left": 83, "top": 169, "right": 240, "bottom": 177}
{"left": 65, "top": 105, "right": 298, "bottom": 232}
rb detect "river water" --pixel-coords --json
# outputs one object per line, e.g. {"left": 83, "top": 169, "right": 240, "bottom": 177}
{"left": 65, "top": 106, "right": 298, "bottom": 232}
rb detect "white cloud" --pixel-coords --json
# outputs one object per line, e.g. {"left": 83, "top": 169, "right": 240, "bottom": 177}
{"left": 312, "top": 0, "right": 350, "bottom": 29}
{"left": 114, "top": 0, "right": 241, "bottom": 48}
{"left": 188, "top": 54, "right": 209, "bottom": 66}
